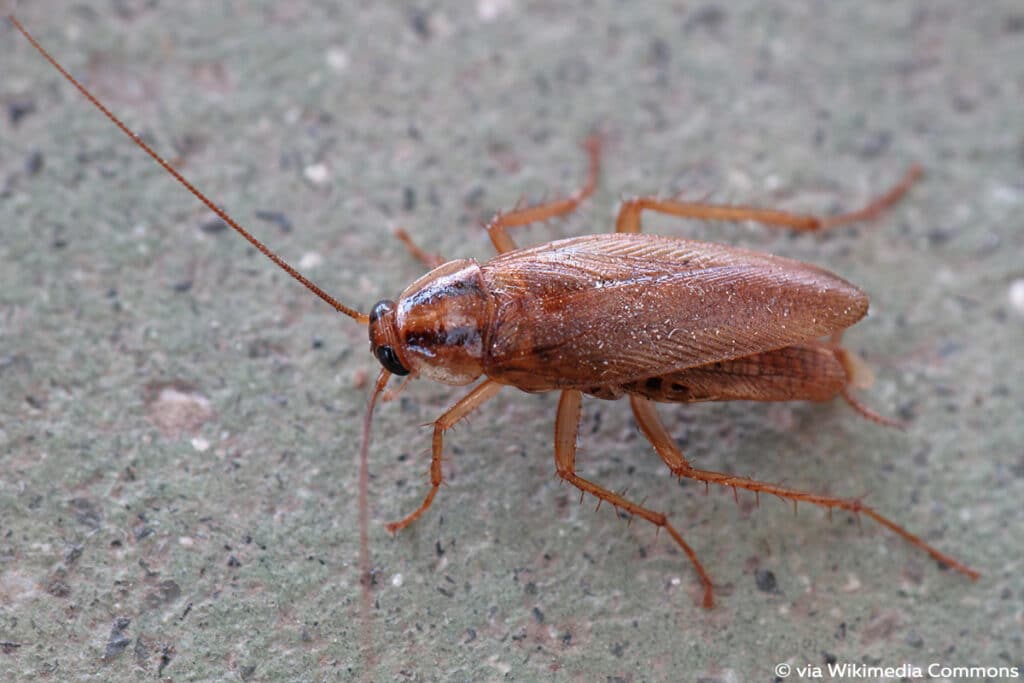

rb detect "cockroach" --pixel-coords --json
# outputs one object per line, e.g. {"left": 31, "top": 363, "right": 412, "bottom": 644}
{"left": 10, "top": 15, "right": 979, "bottom": 611}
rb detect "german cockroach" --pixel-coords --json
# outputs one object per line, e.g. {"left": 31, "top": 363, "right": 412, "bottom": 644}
{"left": 10, "top": 15, "right": 979, "bottom": 610}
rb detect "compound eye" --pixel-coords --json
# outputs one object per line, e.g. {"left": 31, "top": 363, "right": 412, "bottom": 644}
{"left": 374, "top": 344, "right": 409, "bottom": 376}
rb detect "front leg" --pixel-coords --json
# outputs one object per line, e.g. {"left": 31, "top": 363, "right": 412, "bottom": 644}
{"left": 384, "top": 380, "right": 503, "bottom": 533}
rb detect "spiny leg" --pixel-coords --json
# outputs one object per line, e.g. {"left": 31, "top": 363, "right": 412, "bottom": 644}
{"left": 615, "top": 165, "right": 922, "bottom": 233}
{"left": 555, "top": 390, "right": 715, "bottom": 608}
{"left": 487, "top": 135, "right": 602, "bottom": 254}
{"left": 384, "top": 380, "right": 503, "bottom": 533}
{"left": 628, "top": 395, "right": 980, "bottom": 580}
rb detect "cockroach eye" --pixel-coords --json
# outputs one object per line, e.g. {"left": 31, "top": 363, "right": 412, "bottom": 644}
{"left": 375, "top": 344, "right": 409, "bottom": 376}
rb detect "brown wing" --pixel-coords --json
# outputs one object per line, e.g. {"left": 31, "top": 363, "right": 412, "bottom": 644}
{"left": 479, "top": 233, "right": 867, "bottom": 391}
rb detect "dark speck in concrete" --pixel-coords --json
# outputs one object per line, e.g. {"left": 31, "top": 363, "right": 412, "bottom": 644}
{"left": 463, "top": 185, "right": 486, "bottom": 208}
{"left": 102, "top": 617, "right": 132, "bottom": 661}
{"left": 860, "top": 130, "right": 892, "bottom": 158}
{"left": 25, "top": 149, "right": 44, "bottom": 175}
{"left": 686, "top": 5, "right": 727, "bottom": 31}
{"left": 255, "top": 210, "right": 293, "bottom": 232}
{"left": 157, "top": 644, "right": 174, "bottom": 677}
{"left": 64, "top": 543, "right": 83, "bottom": 565}
{"left": 409, "top": 9, "right": 431, "bottom": 39}
{"left": 70, "top": 498, "right": 102, "bottom": 530}
{"left": 926, "top": 227, "right": 955, "bottom": 246}
{"left": 755, "top": 568, "right": 780, "bottom": 594}
{"left": 46, "top": 570, "right": 71, "bottom": 598}
{"left": 199, "top": 217, "right": 228, "bottom": 233}
{"left": 7, "top": 99, "right": 35, "bottom": 125}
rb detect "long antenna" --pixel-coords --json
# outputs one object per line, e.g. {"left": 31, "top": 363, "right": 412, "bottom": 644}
{"left": 8, "top": 14, "right": 369, "bottom": 325}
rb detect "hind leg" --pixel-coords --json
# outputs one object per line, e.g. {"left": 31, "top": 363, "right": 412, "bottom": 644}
{"left": 615, "top": 166, "right": 922, "bottom": 233}
{"left": 554, "top": 390, "right": 716, "bottom": 608}
{"left": 628, "top": 395, "right": 979, "bottom": 580}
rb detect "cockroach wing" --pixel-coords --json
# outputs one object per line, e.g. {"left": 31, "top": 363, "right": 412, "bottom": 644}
{"left": 480, "top": 234, "right": 868, "bottom": 390}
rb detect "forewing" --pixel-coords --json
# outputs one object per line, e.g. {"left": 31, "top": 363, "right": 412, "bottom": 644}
{"left": 480, "top": 234, "right": 867, "bottom": 389}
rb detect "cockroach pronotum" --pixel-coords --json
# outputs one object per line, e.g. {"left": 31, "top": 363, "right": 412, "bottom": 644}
{"left": 9, "top": 15, "right": 979, "bottom": 611}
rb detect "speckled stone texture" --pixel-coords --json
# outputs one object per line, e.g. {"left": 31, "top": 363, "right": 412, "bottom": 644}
{"left": 2, "top": 3, "right": 1021, "bottom": 680}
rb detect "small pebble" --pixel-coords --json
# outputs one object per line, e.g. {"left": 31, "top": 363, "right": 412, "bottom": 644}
{"left": 304, "top": 163, "right": 330, "bottom": 186}
{"left": 1008, "top": 279, "right": 1024, "bottom": 315}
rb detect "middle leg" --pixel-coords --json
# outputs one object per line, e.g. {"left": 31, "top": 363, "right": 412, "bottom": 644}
{"left": 394, "top": 228, "right": 445, "bottom": 269}
{"left": 487, "top": 135, "right": 602, "bottom": 254}
{"left": 554, "top": 389, "right": 716, "bottom": 608}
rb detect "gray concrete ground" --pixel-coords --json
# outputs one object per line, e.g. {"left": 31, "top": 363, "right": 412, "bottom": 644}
{"left": 2, "top": 2, "right": 1021, "bottom": 680}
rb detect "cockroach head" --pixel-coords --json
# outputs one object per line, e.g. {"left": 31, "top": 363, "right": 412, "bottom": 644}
{"left": 369, "top": 259, "right": 489, "bottom": 386}
{"left": 368, "top": 300, "right": 410, "bottom": 375}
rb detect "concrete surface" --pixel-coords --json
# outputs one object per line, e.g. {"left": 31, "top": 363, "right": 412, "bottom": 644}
{"left": 2, "top": 2, "right": 1021, "bottom": 680}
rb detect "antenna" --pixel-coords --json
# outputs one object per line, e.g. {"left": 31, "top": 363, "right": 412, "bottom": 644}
{"left": 8, "top": 15, "right": 369, "bottom": 324}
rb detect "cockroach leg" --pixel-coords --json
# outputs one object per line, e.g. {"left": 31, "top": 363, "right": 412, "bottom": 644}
{"left": 819, "top": 165, "right": 924, "bottom": 229}
{"left": 628, "top": 396, "right": 981, "bottom": 581}
{"left": 384, "top": 379, "right": 503, "bottom": 533}
{"left": 393, "top": 228, "right": 444, "bottom": 268}
{"left": 486, "top": 135, "right": 602, "bottom": 253}
{"left": 381, "top": 373, "right": 415, "bottom": 402}
{"left": 831, "top": 346, "right": 904, "bottom": 428}
{"left": 838, "top": 386, "right": 904, "bottom": 429}
{"left": 555, "top": 390, "right": 716, "bottom": 608}
{"left": 614, "top": 166, "right": 922, "bottom": 234}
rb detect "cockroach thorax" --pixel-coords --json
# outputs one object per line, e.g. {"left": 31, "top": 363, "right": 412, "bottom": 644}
{"left": 390, "top": 259, "right": 490, "bottom": 385}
